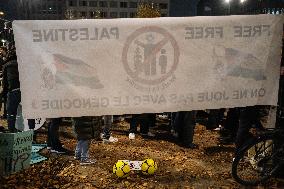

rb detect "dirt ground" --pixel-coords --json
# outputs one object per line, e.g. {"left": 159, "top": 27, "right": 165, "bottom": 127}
{"left": 0, "top": 116, "right": 283, "bottom": 189}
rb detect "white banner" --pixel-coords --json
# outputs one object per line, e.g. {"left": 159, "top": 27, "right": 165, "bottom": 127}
{"left": 13, "top": 15, "right": 283, "bottom": 119}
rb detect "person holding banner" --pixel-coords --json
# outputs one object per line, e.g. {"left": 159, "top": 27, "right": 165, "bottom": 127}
{"left": 173, "top": 111, "right": 198, "bottom": 149}
{"left": 2, "top": 48, "right": 20, "bottom": 132}
{"left": 101, "top": 115, "right": 118, "bottom": 143}
{"left": 235, "top": 106, "right": 263, "bottom": 153}
{"left": 47, "top": 118, "right": 70, "bottom": 154}
{"left": 0, "top": 47, "right": 8, "bottom": 119}
{"left": 73, "top": 116, "right": 101, "bottom": 165}
{"left": 129, "top": 114, "right": 155, "bottom": 140}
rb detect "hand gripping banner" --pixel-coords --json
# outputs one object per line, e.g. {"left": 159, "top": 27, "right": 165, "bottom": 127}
{"left": 13, "top": 15, "right": 283, "bottom": 118}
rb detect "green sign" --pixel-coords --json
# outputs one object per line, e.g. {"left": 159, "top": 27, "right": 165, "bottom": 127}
{"left": 0, "top": 130, "right": 33, "bottom": 176}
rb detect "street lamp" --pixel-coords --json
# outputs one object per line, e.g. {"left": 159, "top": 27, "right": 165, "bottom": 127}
{"left": 0, "top": 11, "right": 4, "bottom": 16}
{"left": 225, "top": 0, "right": 231, "bottom": 15}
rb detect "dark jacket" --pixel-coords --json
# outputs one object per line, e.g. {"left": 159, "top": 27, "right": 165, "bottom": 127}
{"left": 2, "top": 59, "right": 20, "bottom": 96}
{"left": 72, "top": 116, "right": 102, "bottom": 140}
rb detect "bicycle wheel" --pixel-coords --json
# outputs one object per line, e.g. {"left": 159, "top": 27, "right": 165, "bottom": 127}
{"left": 232, "top": 136, "right": 277, "bottom": 186}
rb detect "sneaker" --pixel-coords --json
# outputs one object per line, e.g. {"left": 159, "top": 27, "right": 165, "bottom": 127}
{"left": 183, "top": 143, "right": 198, "bottom": 149}
{"left": 129, "top": 133, "right": 135, "bottom": 140}
{"left": 47, "top": 146, "right": 52, "bottom": 150}
{"left": 171, "top": 130, "right": 179, "bottom": 138}
{"left": 74, "top": 156, "right": 81, "bottom": 160}
{"left": 103, "top": 136, "right": 118, "bottom": 143}
{"left": 147, "top": 132, "right": 155, "bottom": 137}
{"left": 80, "top": 158, "right": 96, "bottom": 165}
{"left": 50, "top": 147, "right": 69, "bottom": 154}
{"left": 100, "top": 133, "right": 104, "bottom": 140}
{"left": 141, "top": 132, "right": 155, "bottom": 138}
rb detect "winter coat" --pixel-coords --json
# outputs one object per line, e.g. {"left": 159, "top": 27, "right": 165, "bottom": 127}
{"left": 2, "top": 60, "right": 20, "bottom": 95}
{"left": 72, "top": 116, "right": 102, "bottom": 140}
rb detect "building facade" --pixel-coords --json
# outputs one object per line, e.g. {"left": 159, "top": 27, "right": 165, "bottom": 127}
{"left": 16, "top": 0, "right": 65, "bottom": 20}
{"left": 169, "top": 0, "right": 198, "bottom": 17}
{"left": 65, "top": 0, "right": 169, "bottom": 19}
{"left": 16, "top": 0, "right": 170, "bottom": 20}
{"left": 197, "top": 0, "right": 284, "bottom": 16}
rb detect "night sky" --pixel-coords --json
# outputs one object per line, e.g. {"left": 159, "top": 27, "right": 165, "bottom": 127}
{"left": 0, "top": 0, "right": 16, "bottom": 20}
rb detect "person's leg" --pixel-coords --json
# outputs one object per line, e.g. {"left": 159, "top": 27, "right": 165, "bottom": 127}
{"left": 3, "top": 96, "right": 7, "bottom": 119}
{"left": 80, "top": 140, "right": 95, "bottom": 165}
{"left": 235, "top": 107, "right": 256, "bottom": 152}
{"left": 129, "top": 115, "right": 139, "bottom": 139}
{"left": 75, "top": 140, "right": 82, "bottom": 160}
{"left": 170, "top": 112, "right": 176, "bottom": 130}
{"left": 206, "top": 109, "right": 219, "bottom": 130}
{"left": 102, "top": 115, "right": 118, "bottom": 143}
{"left": 129, "top": 115, "right": 139, "bottom": 133}
{"left": 102, "top": 115, "right": 113, "bottom": 140}
{"left": 220, "top": 108, "right": 240, "bottom": 144}
{"left": 180, "top": 111, "right": 197, "bottom": 148}
{"left": 6, "top": 91, "right": 20, "bottom": 132}
{"left": 47, "top": 120, "right": 52, "bottom": 149}
{"left": 28, "top": 119, "right": 35, "bottom": 130}
{"left": 226, "top": 108, "right": 240, "bottom": 140}
{"left": 148, "top": 113, "right": 156, "bottom": 127}
{"left": 141, "top": 114, "right": 156, "bottom": 138}
{"left": 28, "top": 119, "right": 36, "bottom": 142}
{"left": 173, "top": 112, "right": 183, "bottom": 136}
{"left": 80, "top": 140, "right": 90, "bottom": 161}
{"left": 140, "top": 114, "right": 150, "bottom": 135}
{"left": 49, "top": 118, "right": 62, "bottom": 150}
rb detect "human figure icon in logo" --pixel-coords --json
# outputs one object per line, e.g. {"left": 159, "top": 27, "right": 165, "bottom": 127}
{"left": 133, "top": 47, "right": 143, "bottom": 76}
{"left": 159, "top": 49, "right": 167, "bottom": 74}
{"left": 134, "top": 34, "right": 158, "bottom": 76}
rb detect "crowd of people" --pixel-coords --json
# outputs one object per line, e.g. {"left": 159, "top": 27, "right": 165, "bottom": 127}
{"left": 0, "top": 36, "right": 273, "bottom": 167}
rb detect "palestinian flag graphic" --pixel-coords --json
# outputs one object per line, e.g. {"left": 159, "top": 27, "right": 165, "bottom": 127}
{"left": 42, "top": 53, "right": 104, "bottom": 89}
{"left": 213, "top": 47, "right": 266, "bottom": 81}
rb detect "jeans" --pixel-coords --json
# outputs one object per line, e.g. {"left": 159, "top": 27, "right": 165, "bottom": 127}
{"left": 75, "top": 139, "right": 91, "bottom": 161}
{"left": 6, "top": 90, "right": 21, "bottom": 132}
{"left": 47, "top": 118, "right": 62, "bottom": 150}
{"left": 102, "top": 115, "right": 113, "bottom": 139}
